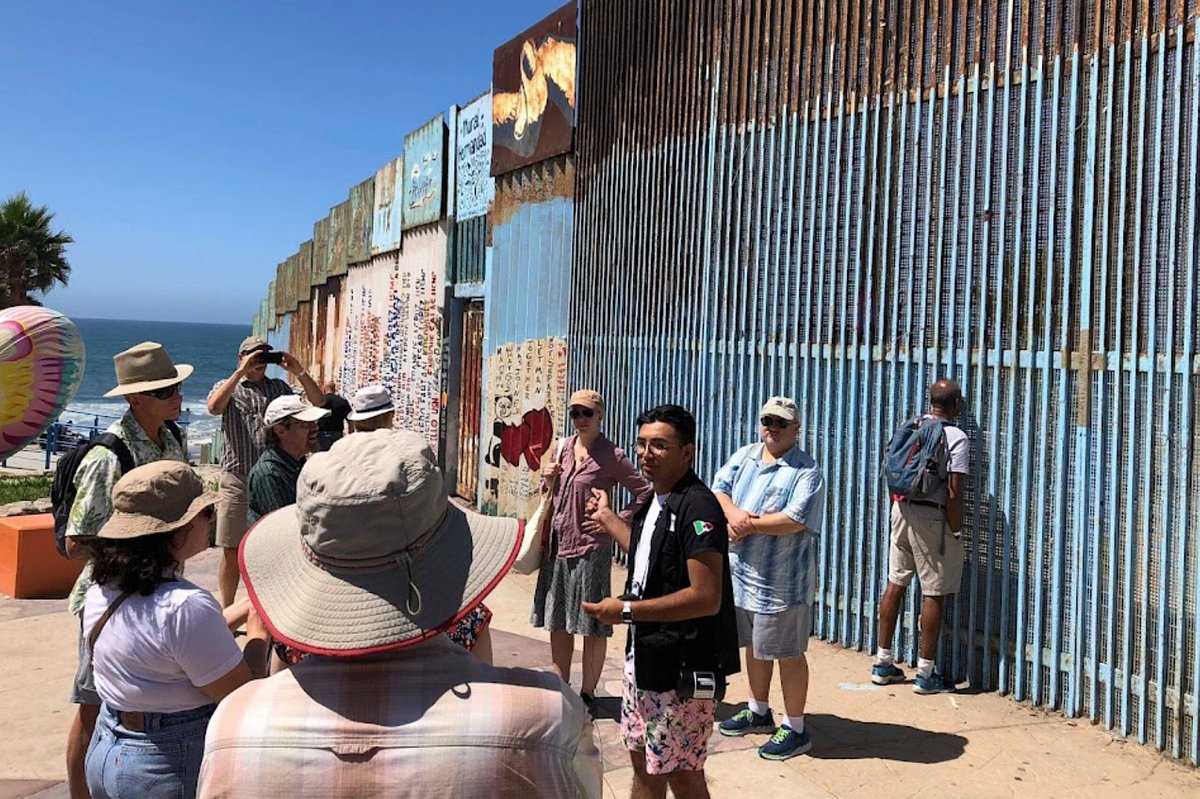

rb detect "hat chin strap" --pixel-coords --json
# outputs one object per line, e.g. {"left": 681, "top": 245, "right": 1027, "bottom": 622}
{"left": 395, "top": 552, "right": 422, "bottom": 616}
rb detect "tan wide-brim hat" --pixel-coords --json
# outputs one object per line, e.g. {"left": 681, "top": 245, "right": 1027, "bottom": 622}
{"left": 99, "top": 461, "right": 217, "bottom": 540}
{"left": 103, "top": 341, "right": 194, "bottom": 397}
{"left": 240, "top": 429, "right": 522, "bottom": 656}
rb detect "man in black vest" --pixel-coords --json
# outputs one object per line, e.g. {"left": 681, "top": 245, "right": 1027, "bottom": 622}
{"left": 584, "top": 404, "right": 738, "bottom": 799}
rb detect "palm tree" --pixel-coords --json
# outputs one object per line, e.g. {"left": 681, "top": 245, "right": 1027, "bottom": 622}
{"left": 0, "top": 193, "right": 73, "bottom": 307}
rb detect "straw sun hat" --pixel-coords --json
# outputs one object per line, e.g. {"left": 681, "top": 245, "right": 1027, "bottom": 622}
{"left": 98, "top": 462, "right": 218, "bottom": 540}
{"left": 102, "top": 342, "right": 193, "bottom": 398}
{"left": 240, "top": 429, "right": 523, "bottom": 656}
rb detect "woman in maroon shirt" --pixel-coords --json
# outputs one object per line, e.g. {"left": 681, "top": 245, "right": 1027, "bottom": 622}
{"left": 531, "top": 389, "right": 652, "bottom": 708}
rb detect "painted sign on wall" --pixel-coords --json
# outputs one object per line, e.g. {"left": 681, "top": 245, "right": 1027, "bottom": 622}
{"left": 457, "top": 93, "right": 494, "bottom": 221}
{"left": 403, "top": 115, "right": 446, "bottom": 230}
{"left": 491, "top": 1, "right": 576, "bottom": 176}
{"left": 348, "top": 176, "right": 375, "bottom": 265}
{"left": 371, "top": 156, "right": 404, "bottom": 255}
{"left": 479, "top": 336, "right": 568, "bottom": 517}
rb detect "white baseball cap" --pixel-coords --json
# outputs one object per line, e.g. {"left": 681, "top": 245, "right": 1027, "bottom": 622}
{"left": 264, "top": 395, "right": 330, "bottom": 427}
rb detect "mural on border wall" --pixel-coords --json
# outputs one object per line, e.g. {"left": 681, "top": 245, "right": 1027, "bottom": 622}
{"left": 457, "top": 94, "right": 494, "bottom": 221}
{"left": 479, "top": 336, "right": 568, "bottom": 517}
{"left": 348, "top": 177, "right": 375, "bottom": 265}
{"left": 371, "top": 156, "right": 404, "bottom": 255}
{"left": 403, "top": 115, "right": 446, "bottom": 230}
{"left": 491, "top": 2, "right": 576, "bottom": 176}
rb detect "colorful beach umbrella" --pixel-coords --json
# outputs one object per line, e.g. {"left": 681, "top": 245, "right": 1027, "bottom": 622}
{"left": 0, "top": 306, "right": 85, "bottom": 460}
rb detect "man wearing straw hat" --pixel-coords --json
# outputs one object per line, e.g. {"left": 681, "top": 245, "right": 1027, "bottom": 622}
{"left": 197, "top": 430, "right": 601, "bottom": 798}
{"left": 63, "top": 341, "right": 191, "bottom": 799}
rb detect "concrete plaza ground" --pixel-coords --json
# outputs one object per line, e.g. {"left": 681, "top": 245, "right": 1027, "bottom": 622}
{"left": 2, "top": 547, "right": 1199, "bottom": 798}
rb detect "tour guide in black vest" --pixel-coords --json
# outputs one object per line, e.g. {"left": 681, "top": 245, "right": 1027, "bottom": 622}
{"left": 584, "top": 404, "right": 738, "bottom": 797}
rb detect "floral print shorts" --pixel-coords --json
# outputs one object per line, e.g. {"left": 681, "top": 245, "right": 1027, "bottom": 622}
{"left": 620, "top": 655, "right": 716, "bottom": 774}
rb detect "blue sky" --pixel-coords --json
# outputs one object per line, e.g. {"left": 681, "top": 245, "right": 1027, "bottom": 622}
{"left": 1, "top": 1, "right": 566, "bottom": 324}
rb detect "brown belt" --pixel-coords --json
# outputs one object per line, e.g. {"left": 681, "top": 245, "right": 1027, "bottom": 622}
{"left": 117, "top": 711, "right": 146, "bottom": 732}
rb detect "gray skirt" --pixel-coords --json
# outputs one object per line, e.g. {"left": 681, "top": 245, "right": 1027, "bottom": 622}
{"left": 530, "top": 527, "right": 614, "bottom": 638}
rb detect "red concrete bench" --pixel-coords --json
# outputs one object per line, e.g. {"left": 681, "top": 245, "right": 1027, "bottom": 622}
{"left": 0, "top": 513, "right": 84, "bottom": 599}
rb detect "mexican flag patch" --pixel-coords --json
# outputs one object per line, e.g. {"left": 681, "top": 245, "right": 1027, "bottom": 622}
{"left": 693, "top": 520, "right": 714, "bottom": 536}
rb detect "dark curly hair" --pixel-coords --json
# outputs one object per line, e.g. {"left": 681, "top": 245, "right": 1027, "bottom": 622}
{"left": 87, "top": 526, "right": 191, "bottom": 596}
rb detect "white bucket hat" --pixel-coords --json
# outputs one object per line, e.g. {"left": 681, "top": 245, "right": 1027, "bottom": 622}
{"left": 347, "top": 385, "right": 395, "bottom": 421}
{"left": 264, "top": 395, "right": 330, "bottom": 427}
{"left": 239, "top": 429, "right": 523, "bottom": 656}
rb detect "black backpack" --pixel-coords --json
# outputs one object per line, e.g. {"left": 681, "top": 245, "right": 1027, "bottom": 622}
{"left": 51, "top": 421, "right": 184, "bottom": 558}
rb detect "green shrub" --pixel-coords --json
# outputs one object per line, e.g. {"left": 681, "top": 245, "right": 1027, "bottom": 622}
{"left": 0, "top": 475, "right": 52, "bottom": 505}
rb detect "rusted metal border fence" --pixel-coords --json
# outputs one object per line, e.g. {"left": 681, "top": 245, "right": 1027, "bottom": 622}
{"left": 572, "top": 0, "right": 1200, "bottom": 761}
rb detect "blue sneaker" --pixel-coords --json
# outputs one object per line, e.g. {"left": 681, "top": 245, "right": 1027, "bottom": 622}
{"left": 718, "top": 708, "right": 776, "bottom": 737}
{"left": 913, "top": 670, "right": 957, "bottom": 694}
{"left": 871, "top": 662, "right": 907, "bottom": 685}
{"left": 758, "top": 725, "right": 812, "bottom": 760}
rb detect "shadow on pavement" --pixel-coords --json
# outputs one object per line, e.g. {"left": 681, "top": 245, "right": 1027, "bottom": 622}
{"left": 805, "top": 713, "right": 968, "bottom": 763}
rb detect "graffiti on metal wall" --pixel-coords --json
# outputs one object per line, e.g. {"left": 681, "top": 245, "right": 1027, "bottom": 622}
{"left": 296, "top": 240, "right": 313, "bottom": 308}
{"left": 329, "top": 200, "right": 350, "bottom": 277}
{"left": 386, "top": 229, "right": 446, "bottom": 449}
{"left": 403, "top": 114, "right": 446, "bottom": 230}
{"left": 491, "top": 2, "right": 576, "bottom": 176}
{"left": 339, "top": 255, "right": 392, "bottom": 403}
{"left": 348, "top": 177, "right": 375, "bottom": 265}
{"left": 371, "top": 156, "right": 404, "bottom": 255}
{"left": 479, "top": 336, "right": 568, "bottom": 517}
{"left": 311, "top": 216, "right": 331, "bottom": 286}
{"left": 456, "top": 94, "right": 494, "bottom": 220}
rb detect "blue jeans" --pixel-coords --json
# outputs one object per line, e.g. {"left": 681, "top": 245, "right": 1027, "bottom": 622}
{"left": 85, "top": 703, "right": 215, "bottom": 799}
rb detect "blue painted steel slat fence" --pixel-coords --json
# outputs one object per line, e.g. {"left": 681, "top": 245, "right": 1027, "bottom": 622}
{"left": 572, "top": 0, "right": 1200, "bottom": 763}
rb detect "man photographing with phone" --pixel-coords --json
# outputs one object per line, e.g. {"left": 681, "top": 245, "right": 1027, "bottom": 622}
{"left": 583, "top": 404, "right": 739, "bottom": 799}
{"left": 206, "top": 336, "right": 324, "bottom": 608}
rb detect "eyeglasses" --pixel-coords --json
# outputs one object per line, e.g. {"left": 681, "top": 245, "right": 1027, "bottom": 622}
{"left": 569, "top": 407, "right": 595, "bottom": 419}
{"left": 760, "top": 416, "right": 792, "bottom": 430}
{"left": 140, "top": 384, "right": 181, "bottom": 400}
{"left": 634, "top": 439, "right": 674, "bottom": 456}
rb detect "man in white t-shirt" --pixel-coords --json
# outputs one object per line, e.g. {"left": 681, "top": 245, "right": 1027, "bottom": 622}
{"left": 872, "top": 379, "right": 969, "bottom": 694}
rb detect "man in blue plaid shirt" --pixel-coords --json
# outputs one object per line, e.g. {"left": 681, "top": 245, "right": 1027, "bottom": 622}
{"left": 712, "top": 396, "right": 825, "bottom": 761}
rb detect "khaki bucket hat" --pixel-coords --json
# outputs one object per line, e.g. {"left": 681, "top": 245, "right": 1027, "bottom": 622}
{"left": 103, "top": 342, "right": 193, "bottom": 398}
{"left": 98, "top": 462, "right": 218, "bottom": 540}
{"left": 240, "top": 429, "right": 522, "bottom": 656}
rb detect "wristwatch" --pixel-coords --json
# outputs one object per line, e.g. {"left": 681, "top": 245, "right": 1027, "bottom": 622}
{"left": 622, "top": 601, "right": 634, "bottom": 624}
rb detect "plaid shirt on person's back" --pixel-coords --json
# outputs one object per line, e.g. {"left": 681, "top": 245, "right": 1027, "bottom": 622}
{"left": 198, "top": 636, "right": 601, "bottom": 799}
{"left": 209, "top": 376, "right": 293, "bottom": 479}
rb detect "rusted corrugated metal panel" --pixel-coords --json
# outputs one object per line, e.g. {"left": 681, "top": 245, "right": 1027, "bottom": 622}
{"left": 340, "top": 255, "right": 392, "bottom": 397}
{"left": 348, "top": 176, "right": 375, "bottom": 265}
{"left": 451, "top": 216, "right": 487, "bottom": 285}
{"left": 457, "top": 93, "right": 495, "bottom": 220}
{"left": 492, "top": 2, "right": 577, "bottom": 176}
{"left": 479, "top": 156, "right": 573, "bottom": 517}
{"left": 403, "top": 115, "right": 447, "bottom": 230}
{"left": 267, "top": 279, "right": 277, "bottom": 327}
{"left": 371, "top": 156, "right": 404, "bottom": 255}
{"left": 456, "top": 302, "right": 485, "bottom": 500}
{"left": 296, "top": 240, "right": 314, "bottom": 307}
{"left": 329, "top": 200, "right": 351, "bottom": 277}
{"left": 319, "top": 275, "right": 343, "bottom": 386}
{"left": 573, "top": 0, "right": 1200, "bottom": 764}
{"left": 312, "top": 216, "right": 331, "bottom": 286}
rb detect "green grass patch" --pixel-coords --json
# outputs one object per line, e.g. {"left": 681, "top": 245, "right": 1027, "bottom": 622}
{"left": 0, "top": 474, "right": 52, "bottom": 505}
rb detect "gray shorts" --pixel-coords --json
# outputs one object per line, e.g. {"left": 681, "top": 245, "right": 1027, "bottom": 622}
{"left": 735, "top": 604, "right": 812, "bottom": 660}
{"left": 214, "top": 471, "right": 249, "bottom": 549}
{"left": 70, "top": 616, "right": 100, "bottom": 706}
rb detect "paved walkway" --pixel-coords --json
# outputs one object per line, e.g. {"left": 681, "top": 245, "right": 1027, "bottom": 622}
{"left": 2, "top": 548, "right": 1199, "bottom": 798}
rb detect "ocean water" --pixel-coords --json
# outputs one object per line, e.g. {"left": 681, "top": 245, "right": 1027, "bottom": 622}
{"left": 62, "top": 318, "right": 251, "bottom": 456}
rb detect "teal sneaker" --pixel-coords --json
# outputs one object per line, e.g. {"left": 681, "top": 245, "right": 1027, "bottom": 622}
{"left": 758, "top": 725, "right": 812, "bottom": 760}
{"left": 871, "top": 662, "right": 907, "bottom": 685}
{"left": 718, "top": 708, "right": 776, "bottom": 737}
{"left": 913, "top": 671, "right": 957, "bottom": 694}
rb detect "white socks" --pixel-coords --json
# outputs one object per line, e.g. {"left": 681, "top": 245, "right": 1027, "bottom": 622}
{"left": 783, "top": 715, "right": 803, "bottom": 733}
{"left": 876, "top": 648, "right": 894, "bottom": 666}
{"left": 917, "top": 658, "right": 935, "bottom": 679}
{"left": 748, "top": 699, "right": 770, "bottom": 717}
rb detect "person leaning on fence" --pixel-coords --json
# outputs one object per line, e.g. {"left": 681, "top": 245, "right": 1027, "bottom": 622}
{"left": 713, "top": 396, "right": 825, "bottom": 760}
{"left": 82, "top": 461, "right": 268, "bottom": 799}
{"left": 531, "top": 389, "right": 652, "bottom": 712}
{"left": 206, "top": 336, "right": 323, "bottom": 610}
{"left": 197, "top": 430, "right": 602, "bottom": 798}
{"left": 62, "top": 342, "right": 191, "bottom": 799}
{"left": 873, "top": 379, "right": 969, "bottom": 694}
{"left": 583, "top": 404, "right": 739, "bottom": 799}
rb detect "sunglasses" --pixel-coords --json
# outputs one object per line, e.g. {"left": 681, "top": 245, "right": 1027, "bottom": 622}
{"left": 569, "top": 407, "right": 595, "bottom": 419}
{"left": 141, "top": 384, "right": 181, "bottom": 400}
{"left": 760, "top": 416, "right": 792, "bottom": 430}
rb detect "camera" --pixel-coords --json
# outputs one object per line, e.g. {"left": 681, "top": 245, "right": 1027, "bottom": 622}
{"left": 257, "top": 351, "right": 284, "bottom": 365}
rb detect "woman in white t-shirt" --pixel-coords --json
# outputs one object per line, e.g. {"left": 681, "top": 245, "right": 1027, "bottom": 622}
{"left": 82, "top": 461, "right": 268, "bottom": 799}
